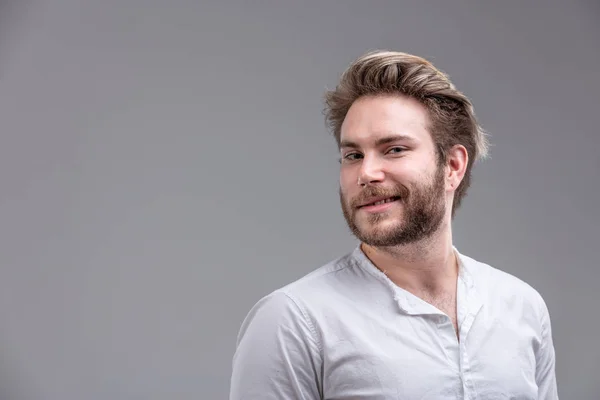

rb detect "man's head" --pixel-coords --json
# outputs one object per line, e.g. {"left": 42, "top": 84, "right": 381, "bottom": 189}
{"left": 324, "top": 51, "right": 488, "bottom": 247}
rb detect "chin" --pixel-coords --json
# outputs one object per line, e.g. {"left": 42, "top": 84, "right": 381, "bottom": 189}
{"left": 356, "top": 211, "right": 402, "bottom": 226}
{"left": 356, "top": 221, "right": 402, "bottom": 239}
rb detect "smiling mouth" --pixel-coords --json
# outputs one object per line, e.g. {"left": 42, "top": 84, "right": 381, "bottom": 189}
{"left": 359, "top": 196, "right": 401, "bottom": 208}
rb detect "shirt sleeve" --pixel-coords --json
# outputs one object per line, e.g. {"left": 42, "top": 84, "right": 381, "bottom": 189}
{"left": 535, "top": 297, "right": 559, "bottom": 399}
{"left": 229, "top": 291, "right": 323, "bottom": 400}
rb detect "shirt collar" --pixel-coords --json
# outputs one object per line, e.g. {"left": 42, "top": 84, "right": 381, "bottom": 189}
{"left": 351, "top": 243, "right": 482, "bottom": 314}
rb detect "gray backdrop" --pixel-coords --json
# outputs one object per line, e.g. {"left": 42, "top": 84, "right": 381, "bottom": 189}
{"left": 0, "top": 1, "right": 598, "bottom": 399}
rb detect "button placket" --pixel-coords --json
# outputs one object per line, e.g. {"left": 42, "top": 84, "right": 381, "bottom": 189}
{"left": 458, "top": 289, "right": 483, "bottom": 399}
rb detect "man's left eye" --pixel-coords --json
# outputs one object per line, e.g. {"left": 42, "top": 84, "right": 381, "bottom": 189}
{"left": 388, "top": 147, "right": 404, "bottom": 154}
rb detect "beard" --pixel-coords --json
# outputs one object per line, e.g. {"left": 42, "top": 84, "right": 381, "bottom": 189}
{"left": 340, "top": 166, "right": 447, "bottom": 247}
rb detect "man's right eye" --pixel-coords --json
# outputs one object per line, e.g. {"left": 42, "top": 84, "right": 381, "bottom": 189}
{"left": 343, "top": 153, "right": 362, "bottom": 161}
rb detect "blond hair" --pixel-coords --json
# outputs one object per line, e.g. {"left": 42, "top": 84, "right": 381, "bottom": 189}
{"left": 324, "top": 50, "right": 489, "bottom": 215}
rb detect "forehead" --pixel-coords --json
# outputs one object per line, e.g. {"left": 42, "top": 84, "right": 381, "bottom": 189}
{"left": 340, "top": 94, "right": 432, "bottom": 147}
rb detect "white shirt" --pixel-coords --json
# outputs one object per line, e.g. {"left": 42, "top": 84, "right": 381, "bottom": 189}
{"left": 230, "top": 245, "right": 558, "bottom": 399}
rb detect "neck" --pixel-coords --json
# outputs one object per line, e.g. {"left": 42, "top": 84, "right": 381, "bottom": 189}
{"left": 360, "top": 223, "right": 458, "bottom": 295}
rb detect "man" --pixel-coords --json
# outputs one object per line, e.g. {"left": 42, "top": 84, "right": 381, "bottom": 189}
{"left": 229, "top": 50, "right": 558, "bottom": 399}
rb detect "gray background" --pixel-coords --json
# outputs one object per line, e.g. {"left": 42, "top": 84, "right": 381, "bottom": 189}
{"left": 0, "top": 1, "right": 598, "bottom": 399}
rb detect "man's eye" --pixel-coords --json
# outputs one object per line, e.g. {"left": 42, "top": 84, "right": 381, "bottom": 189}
{"left": 343, "top": 153, "right": 362, "bottom": 161}
{"left": 387, "top": 147, "right": 405, "bottom": 154}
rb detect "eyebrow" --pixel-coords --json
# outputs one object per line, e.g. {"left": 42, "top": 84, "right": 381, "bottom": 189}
{"left": 339, "top": 134, "right": 417, "bottom": 149}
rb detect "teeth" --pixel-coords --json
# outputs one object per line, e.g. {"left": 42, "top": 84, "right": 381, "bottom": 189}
{"left": 372, "top": 197, "right": 396, "bottom": 206}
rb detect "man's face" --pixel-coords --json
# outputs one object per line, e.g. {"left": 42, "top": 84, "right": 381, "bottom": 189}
{"left": 339, "top": 94, "right": 449, "bottom": 247}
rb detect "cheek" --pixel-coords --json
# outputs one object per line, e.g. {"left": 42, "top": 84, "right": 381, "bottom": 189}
{"left": 388, "top": 163, "right": 418, "bottom": 179}
{"left": 339, "top": 184, "right": 358, "bottom": 208}
{"left": 390, "top": 166, "right": 430, "bottom": 188}
{"left": 339, "top": 170, "right": 356, "bottom": 191}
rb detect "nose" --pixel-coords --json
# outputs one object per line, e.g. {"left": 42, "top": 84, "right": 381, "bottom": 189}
{"left": 357, "top": 154, "right": 385, "bottom": 186}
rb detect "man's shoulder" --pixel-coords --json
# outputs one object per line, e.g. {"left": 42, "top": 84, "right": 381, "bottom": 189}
{"left": 235, "top": 250, "right": 360, "bottom": 341}
{"left": 272, "top": 249, "right": 363, "bottom": 306}
{"left": 461, "top": 251, "right": 547, "bottom": 309}
{"left": 243, "top": 248, "right": 367, "bottom": 320}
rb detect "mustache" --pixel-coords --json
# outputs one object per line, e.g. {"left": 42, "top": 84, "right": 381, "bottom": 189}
{"left": 350, "top": 186, "right": 409, "bottom": 209}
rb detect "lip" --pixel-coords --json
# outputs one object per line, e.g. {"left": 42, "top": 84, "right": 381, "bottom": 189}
{"left": 358, "top": 196, "right": 398, "bottom": 208}
{"left": 358, "top": 196, "right": 400, "bottom": 213}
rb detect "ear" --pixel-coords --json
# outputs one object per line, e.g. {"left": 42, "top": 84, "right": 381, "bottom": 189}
{"left": 445, "top": 145, "right": 468, "bottom": 192}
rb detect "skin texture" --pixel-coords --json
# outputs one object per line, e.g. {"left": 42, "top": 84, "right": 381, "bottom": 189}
{"left": 338, "top": 94, "right": 469, "bottom": 337}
